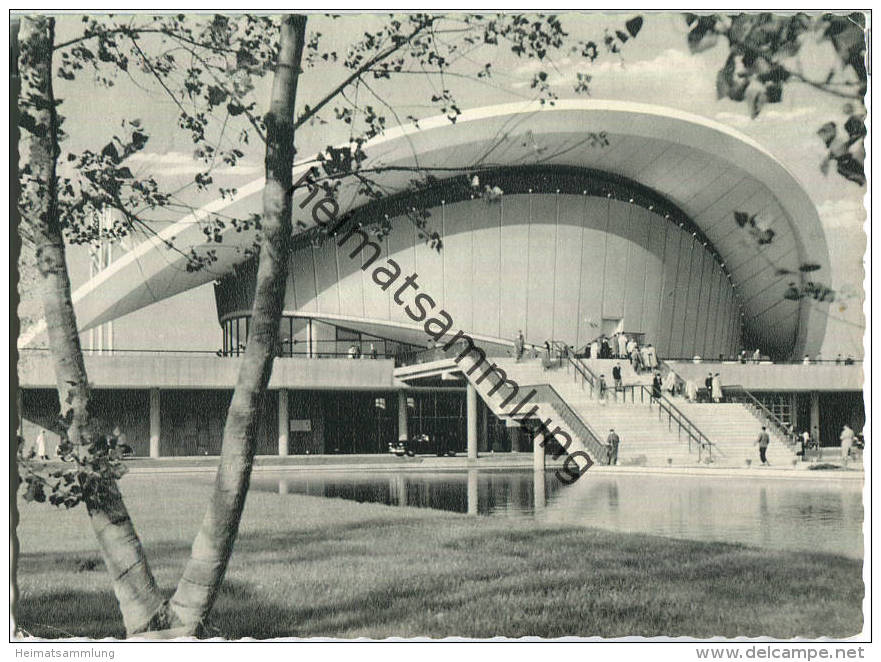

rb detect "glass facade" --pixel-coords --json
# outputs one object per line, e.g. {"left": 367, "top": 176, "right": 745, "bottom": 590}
{"left": 220, "top": 314, "right": 425, "bottom": 359}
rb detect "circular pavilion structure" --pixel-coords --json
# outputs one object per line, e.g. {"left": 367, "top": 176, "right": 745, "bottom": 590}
{"left": 63, "top": 99, "right": 830, "bottom": 361}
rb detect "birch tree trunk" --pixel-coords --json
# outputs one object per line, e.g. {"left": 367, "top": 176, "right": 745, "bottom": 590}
{"left": 168, "top": 14, "right": 307, "bottom": 632}
{"left": 17, "top": 15, "right": 166, "bottom": 636}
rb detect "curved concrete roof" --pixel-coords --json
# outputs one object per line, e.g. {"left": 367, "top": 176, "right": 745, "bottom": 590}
{"left": 21, "top": 99, "right": 829, "bottom": 356}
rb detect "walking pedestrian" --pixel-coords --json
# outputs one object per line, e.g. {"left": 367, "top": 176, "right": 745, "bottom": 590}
{"left": 704, "top": 372, "right": 713, "bottom": 402}
{"left": 606, "top": 428, "right": 620, "bottom": 466}
{"left": 515, "top": 330, "right": 525, "bottom": 362}
{"left": 612, "top": 362, "right": 623, "bottom": 391}
{"left": 631, "top": 346, "right": 643, "bottom": 373}
{"left": 597, "top": 374, "right": 607, "bottom": 402}
{"left": 651, "top": 371, "right": 662, "bottom": 402}
{"left": 755, "top": 426, "right": 771, "bottom": 465}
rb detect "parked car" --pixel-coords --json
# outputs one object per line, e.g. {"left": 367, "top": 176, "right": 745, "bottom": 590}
{"left": 388, "top": 433, "right": 456, "bottom": 457}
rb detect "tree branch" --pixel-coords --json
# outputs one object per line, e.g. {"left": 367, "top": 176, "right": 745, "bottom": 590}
{"left": 54, "top": 25, "right": 237, "bottom": 54}
{"left": 293, "top": 17, "right": 435, "bottom": 132}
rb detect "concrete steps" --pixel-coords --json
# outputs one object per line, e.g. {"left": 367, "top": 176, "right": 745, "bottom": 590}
{"left": 487, "top": 358, "right": 702, "bottom": 467}
{"left": 670, "top": 401, "right": 800, "bottom": 467}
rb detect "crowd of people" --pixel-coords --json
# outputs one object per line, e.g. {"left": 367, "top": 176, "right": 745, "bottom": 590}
{"left": 347, "top": 342, "right": 379, "bottom": 359}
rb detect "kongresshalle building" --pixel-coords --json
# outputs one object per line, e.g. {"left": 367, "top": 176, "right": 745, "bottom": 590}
{"left": 18, "top": 101, "right": 864, "bottom": 467}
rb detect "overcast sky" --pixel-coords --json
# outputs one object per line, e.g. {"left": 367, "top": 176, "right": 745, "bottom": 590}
{"left": 38, "top": 11, "right": 867, "bottom": 353}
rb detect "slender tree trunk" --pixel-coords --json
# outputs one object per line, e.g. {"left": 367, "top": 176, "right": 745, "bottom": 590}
{"left": 168, "top": 14, "right": 307, "bottom": 632}
{"left": 17, "top": 16, "right": 166, "bottom": 636}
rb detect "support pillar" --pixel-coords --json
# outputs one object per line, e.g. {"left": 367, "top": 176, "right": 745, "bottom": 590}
{"left": 149, "top": 388, "right": 161, "bottom": 458}
{"left": 398, "top": 391, "right": 409, "bottom": 441}
{"left": 481, "top": 402, "right": 490, "bottom": 452}
{"left": 810, "top": 391, "right": 820, "bottom": 445}
{"left": 533, "top": 428, "right": 546, "bottom": 472}
{"left": 506, "top": 418, "right": 520, "bottom": 452}
{"left": 466, "top": 383, "right": 478, "bottom": 459}
{"left": 278, "top": 389, "right": 289, "bottom": 456}
{"left": 306, "top": 318, "right": 314, "bottom": 358}
{"left": 533, "top": 465, "right": 546, "bottom": 512}
{"left": 467, "top": 469, "right": 478, "bottom": 515}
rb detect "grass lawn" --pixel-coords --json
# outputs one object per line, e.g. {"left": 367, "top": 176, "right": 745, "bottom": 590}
{"left": 13, "top": 473, "right": 863, "bottom": 639}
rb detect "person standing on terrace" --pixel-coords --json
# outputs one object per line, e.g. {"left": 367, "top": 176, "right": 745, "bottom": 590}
{"left": 612, "top": 362, "right": 623, "bottom": 392}
{"left": 685, "top": 379, "right": 698, "bottom": 402}
{"left": 840, "top": 425, "right": 855, "bottom": 463}
{"left": 711, "top": 372, "right": 723, "bottom": 403}
{"left": 617, "top": 333, "right": 628, "bottom": 359}
{"left": 514, "top": 330, "right": 524, "bottom": 362}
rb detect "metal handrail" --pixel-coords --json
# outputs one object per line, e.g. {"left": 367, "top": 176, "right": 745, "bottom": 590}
{"left": 637, "top": 383, "right": 720, "bottom": 461}
{"left": 557, "top": 345, "right": 717, "bottom": 461}
{"left": 553, "top": 342, "right": 598, "bottom": 389}
{"left": 724, "top": 384, "right": 796, "bottom": 448}
{"left": 521, "top": 383, "right": 609, "bottom": 465}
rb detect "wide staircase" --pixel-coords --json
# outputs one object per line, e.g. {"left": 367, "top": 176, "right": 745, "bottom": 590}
{"left": 668, "top": 401, "right": 798, "bottom": 467}
{"left": 398, "top": 343, "right": 794, "bottom": 468}
{"left": 454, "top": 347, "right": 716, "bottom": 467}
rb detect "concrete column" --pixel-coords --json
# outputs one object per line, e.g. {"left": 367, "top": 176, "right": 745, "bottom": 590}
{"left": 533, "top": 428, "right": 546, "bottom": 472}
{"left": 533, "top": 466, "right": 546, "bottom": 512}
{"left": 481, "top": 402, "right": 490, "bottom": 452}
{"left": 467, "top": 469, "right": 478, "bottom": 515}
{"left": 278, "top": 389, "right": 289, "bottom": 456}
{"left": 466, "top": 383, "right": 478, "bottom": 459}
{"left": 506, "top": 418, "right": 520, "bottom": 452}
{"left": 810, "top": 391, "right": 821, "bottom": 445}
{"left": 397, "top": 391, "right": 409, "bottom": 441}
{"left": 149, "top": 388, "right": 161, "bottom": 458}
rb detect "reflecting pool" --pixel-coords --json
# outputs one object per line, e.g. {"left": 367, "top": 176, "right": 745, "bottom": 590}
{"left": 246, "top": 469, "right": 863, "bottom": 559}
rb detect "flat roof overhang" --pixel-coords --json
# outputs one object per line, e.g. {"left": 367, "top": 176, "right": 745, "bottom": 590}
{"left": 21, "top": 100, "right": 830, "bottom": 358}
{"left": 18, "top": 352, "right": 398, "bottom": 390}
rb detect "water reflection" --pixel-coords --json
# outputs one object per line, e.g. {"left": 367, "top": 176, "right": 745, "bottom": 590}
{"left": 256, "top": 469, "right": 863, "bottom": 559}
{"left": 268, "top": 468, "right": 554, "bottom": 516}
{"left": 547, "top": 473, "right": 863, "bottom": 559}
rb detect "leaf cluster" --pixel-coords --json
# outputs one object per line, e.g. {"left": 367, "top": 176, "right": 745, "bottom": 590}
{"left": 685, "top": 12, "right": 866, "bottom": 185}
{"left": 18, "top": 426, "right": 129, "bottom": 510}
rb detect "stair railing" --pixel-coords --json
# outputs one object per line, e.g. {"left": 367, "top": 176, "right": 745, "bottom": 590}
{"left": 552, "top": 341, "right": 597, "bottom": 390}
{"left": 520, "top": 383, "right": 609, "bottom": 465}
{"left": 723, "top": 384, "right": 796, "bottom": 449}
{"left": 554, "top": 343, "right": 718, "bottom": 462}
